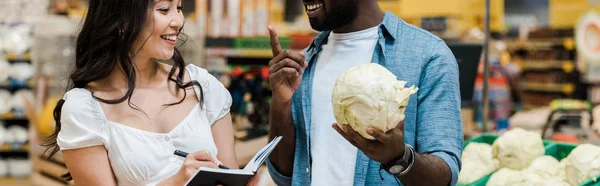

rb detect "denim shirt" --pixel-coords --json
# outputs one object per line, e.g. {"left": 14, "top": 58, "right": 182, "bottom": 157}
{"left": 266, "top": 11, "right": 463, "bottom": 186}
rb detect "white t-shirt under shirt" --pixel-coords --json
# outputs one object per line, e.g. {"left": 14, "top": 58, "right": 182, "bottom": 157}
{"left": 310, "top": 26, "right": 379, "bottom": 185}
{"left": 56, "top": 64, "right": 232, "bottom": 186}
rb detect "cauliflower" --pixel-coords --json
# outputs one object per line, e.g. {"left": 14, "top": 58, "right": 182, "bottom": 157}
{"left": 563, "top": 144, "right": 600, "bottom": 185}
{"left": 492, "top": 128, "right": 545, "bottom": 170}
{"left": 332, "top": 63, "right": 418, "bottom": 139}
{"left": 526, "top": 155, "right": 562, "bottom": 179}
{"left": 458, "top": 143, "right": 498, "bottom": 183}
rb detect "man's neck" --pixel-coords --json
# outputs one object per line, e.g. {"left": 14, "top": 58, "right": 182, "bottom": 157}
{"left": 332, "top": 2, "right": 385, "bottom": 34}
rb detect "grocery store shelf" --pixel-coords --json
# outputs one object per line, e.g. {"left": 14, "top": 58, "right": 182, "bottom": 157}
{"left": 521, "top": 82, "right": 575, "bottom": 95}
{"left": 33, "top": 155, "right": 71, "bottom": 183}
{"left": 523, "top": 104, "right": 545, "bottom": 110}
{"left": 0, "top": 177, "right": 31, "bottom": 186}
{"left": 508, "top": 38, "right": 575, "bottom": 50}
{"left": 4, "top": 52, "right": 31, "bottom": 61}
{"left": 0, "top": 143, "right": 30, "bottom": 153}
{"left": 31, "top": 145, "right": 65, "bottom": 165}
{"left": 32, "top": 172, "right": 71, "bottom": 186}
{"left": 0, "top": 112, "right": 27, "bottom": 120}
{"left": 206, "top": 48, "right": 274, "bottom": 59}
{"left": 205, "top": 37, "right": 293, "bottom": 49}
{"left": 521, "top": 60, "right": 574, "bottom": 72}
{"left": 0, "top": 79, "right": 35, "bottom": 89}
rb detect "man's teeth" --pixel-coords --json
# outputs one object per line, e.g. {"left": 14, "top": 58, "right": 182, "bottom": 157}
{"left": 161, "top": 35, "right": 176, "bottom": 41}
{"left": 306, "top": 3, "right": 322, "bottom": 11}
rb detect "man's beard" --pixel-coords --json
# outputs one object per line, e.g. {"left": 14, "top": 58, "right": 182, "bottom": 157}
{"left": 309, "top": 0, "right": 358, "bottom": 31}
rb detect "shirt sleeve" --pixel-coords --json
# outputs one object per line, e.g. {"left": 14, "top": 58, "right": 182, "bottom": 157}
{"left": 57, "top": 89, "right": 109, "bottom": 150}
{"left": 416, "top": 40, "right": 463, "bottom": 186}
{"left": 187, "top": 64, "right": 233, "bottom": 126}
{"left": 266, "top": 157, "right": 293, "bottom": 186}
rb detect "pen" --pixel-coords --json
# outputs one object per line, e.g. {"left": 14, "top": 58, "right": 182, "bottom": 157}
{"left": 173, "top": 150, "right": 230, "bottom": 169}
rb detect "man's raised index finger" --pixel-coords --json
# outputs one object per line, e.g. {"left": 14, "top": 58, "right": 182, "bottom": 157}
{"left": 268, "top": 26, "right": 282, "bottom": 57}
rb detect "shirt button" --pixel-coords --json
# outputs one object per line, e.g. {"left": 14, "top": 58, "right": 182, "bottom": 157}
{"left": 306, "top": 168, "right": 309, "bottom": 174}
{"left": 171, "top": 157, "right": 177, "bottom": 162}
{"left": 165, "top": 136, "right": 170, "bottom": 141}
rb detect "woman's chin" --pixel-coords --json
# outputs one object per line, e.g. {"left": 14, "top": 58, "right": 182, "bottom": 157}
{"left": 155, "top": 56, "right": 172, "bottom": 61}
{"left": 154, "top": 52, "right": 174, "bottom": 60}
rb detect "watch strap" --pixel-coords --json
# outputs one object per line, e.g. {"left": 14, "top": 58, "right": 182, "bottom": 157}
{"left": 397, "top": 144, "right": 415, "bottom": 176}
{"left": 381, "top": 144, "right": 414, "bottom": 175}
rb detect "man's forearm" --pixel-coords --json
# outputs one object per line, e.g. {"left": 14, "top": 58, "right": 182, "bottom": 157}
{"left": 268, "top": 101, "right": 296, "bottom": 176}
{"left": 398, "top": 153, "right": 451, "bottom": 186}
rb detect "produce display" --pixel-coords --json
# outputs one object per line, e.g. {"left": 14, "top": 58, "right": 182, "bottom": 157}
{"left": 562, "top": 144, "right": 600, "bottom": 185}
{"left": 492, "top": 128, "right": 545, "bottom": 170}
{"left": 458, "top": 142, "right": 498, "bottom": 183}
{"left": 331, "top": 63, "right": 418, "bottom": 140}
{"left": 486, "top": 168, "right": 532, "bottom": 186}
{"left": 527, "top": 156, "right": 562, "bottom": 179}
{"left": 486, "top": 156, "right": 571, "bottom": 186}
{"left": 458, "top": 128, "right": 600, "bottom": 186}
{"left": 486, "top": 168, "right": 570, "bottom": 186}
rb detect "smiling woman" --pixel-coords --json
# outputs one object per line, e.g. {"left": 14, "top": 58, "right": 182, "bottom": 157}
{"left": 39, "top": 0, "right": 240, "bottom": 186}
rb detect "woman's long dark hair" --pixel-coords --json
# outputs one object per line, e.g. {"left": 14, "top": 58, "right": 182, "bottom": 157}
{"left": 41, "top": 0, "right": 203, "bottom": 181}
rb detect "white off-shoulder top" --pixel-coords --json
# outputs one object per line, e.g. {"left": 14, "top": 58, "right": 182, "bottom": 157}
{"left": 56, "top": 64, "right": 232, "bottom": 186}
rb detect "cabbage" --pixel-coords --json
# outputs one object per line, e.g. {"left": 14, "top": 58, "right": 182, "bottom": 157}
{"left": 542, "top": 178, "right": 571, "bottom": 186}
{"left": 458, "top": 142, "right": 498, "bottom": 183}
{"left": 331, "top": 63, "right": 418, "bottom": 139}
{"left": 459, "top": 162, "right": 493, "bottom": 184}
{"left": 486, "top": 168, "right": 563, "bottom": 186}
{"left": 486, "top": 168, "right": 530, "bottom": 186}
{"left": 492, "top": 128, "right": 545, "bottom": 170}
{"left": 563, "top": 144, "right": 600, "bottom": 185}
{"left": 462, "top": 142, "right": 498, "bottom": 169}
{"left": 526, "top": 155, "right": 561, "bottom": 179}
{"left": 557, "top": 159, "right": 567, "bottom": 182}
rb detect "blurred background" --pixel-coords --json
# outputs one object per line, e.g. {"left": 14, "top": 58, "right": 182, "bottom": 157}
{"left": 0, "top": 0, "right": 600, "bottom": 185}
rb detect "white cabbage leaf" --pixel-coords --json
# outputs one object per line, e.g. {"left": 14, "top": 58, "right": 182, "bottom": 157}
{"left": 332, "top": 63, "right": 418, "bottom": 139}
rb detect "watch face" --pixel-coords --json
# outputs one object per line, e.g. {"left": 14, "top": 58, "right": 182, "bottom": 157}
{"left": 390, "top": 165, "right": 404, "bottom": 174}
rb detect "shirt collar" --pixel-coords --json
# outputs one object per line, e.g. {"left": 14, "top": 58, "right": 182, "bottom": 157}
{"left": 308, "top": 11, "right": 399, "bottom": 51}
{"left": 380, "top": 11, "right": 399, "bottom": 40}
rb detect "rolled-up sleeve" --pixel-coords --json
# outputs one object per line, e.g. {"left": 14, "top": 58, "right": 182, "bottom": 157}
{"left": 416, "top": 40, "right": 463, "bottom": 186}
{"left": 266, "top": 157, "right": 293, "bottom": 186}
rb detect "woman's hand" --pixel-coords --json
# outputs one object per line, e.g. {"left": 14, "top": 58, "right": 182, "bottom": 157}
{"left": 245, "top": 174, "right": 260, "bottom": 186}
{"left": 159, "top": 150, "right": 221, "bottom": 186}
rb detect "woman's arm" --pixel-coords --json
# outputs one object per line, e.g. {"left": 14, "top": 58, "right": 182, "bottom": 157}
{"left": 211, "top": 113, "right": 239, "bottom": 169}
{"left": 62, "top": 146, "right": 117, "bottom": 186}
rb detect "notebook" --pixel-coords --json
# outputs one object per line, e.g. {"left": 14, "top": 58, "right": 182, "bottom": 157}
{"left": 185, "top": 136, "right": 283, "bottom": 186}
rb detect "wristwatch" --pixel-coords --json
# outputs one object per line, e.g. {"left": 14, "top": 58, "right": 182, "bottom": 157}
{"left": 381, "top": 144, "right": 415, "bottom": 176}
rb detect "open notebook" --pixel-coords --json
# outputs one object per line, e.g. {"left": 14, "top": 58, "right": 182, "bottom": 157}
{"left": 185, "top": 136, "right": 283, "bottom": 186}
